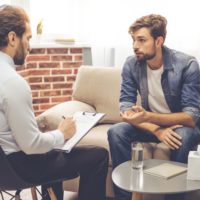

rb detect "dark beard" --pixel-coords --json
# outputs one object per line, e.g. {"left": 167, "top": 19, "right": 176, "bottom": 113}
{"left": 13, "top": 41, "right": 25, "bottom": 65}
{"left": 136, "top": 52, "right": 156, "bottom": 62}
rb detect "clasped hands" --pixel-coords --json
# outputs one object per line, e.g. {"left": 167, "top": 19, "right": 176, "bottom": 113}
{"left": 120, "top": 105, "right": 182, "bottom": 150}
{"left": 120, "top": 105, "right": 148, "bottom": 125}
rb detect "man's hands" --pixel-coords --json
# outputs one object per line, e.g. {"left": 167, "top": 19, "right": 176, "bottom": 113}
{"left": 58, "top": 117, "right": 76, "bottom": 140}
{"left": 121, "top": 105, "right": 183, "bottom": 149}
{"left": 121, "top": 105, "right": 148, "bottom": 125}
{"left": 154, "top": 125, "right": 182, "bottom": 149}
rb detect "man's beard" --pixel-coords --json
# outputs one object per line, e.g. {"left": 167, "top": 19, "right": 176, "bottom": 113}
{"left": 135, "top": 43, "right": 157, "bottom": 62}
{"left": 136, "top": 52, "right": 156, "bottom": 62}
{"left": 13, "top": 41, "right": 25, "bottom": 65}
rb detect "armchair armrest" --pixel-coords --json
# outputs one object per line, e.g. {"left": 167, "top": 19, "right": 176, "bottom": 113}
{"left": 36, "top": 100, "right": 96, "bottom": 132}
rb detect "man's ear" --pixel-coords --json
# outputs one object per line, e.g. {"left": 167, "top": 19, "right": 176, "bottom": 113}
{"left": 7, "top": 31, "right": 17, "bottom": 47}
{"left": 156, "top": 36, "right": 164, "bottom": 47}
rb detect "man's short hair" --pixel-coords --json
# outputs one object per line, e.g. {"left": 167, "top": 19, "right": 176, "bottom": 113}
{"left": 0, "top": 5, "right": 29, "bottom": 47}
{"left": 129, "top": 14, "right": 167, "bottom": 41}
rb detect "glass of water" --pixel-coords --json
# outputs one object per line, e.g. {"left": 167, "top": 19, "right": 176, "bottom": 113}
{"left": 131, "top": 141, "right": 144, "bottom": 169}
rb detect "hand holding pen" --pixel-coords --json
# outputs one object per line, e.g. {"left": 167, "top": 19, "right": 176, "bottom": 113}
{"left": 58, "top": 115, "right": 76, "bottom": 140}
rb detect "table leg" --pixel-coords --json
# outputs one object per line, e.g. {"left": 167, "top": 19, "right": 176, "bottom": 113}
{"left": 132, "top": 192, "right": 141, "bottom": 200}
{"left": 31, "top": 187, "right": 38, "bottom": 200}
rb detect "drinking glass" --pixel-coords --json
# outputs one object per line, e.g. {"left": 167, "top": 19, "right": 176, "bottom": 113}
{"left": 131, "top": 141, "right": 144, "bottom": 169}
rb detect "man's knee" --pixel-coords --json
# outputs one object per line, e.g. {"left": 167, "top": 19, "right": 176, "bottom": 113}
{"left": 107, "top": 123, "right": 130, "bottom": 144}
{"left": 175, "top": 127, "right": 195, "bottom": 143}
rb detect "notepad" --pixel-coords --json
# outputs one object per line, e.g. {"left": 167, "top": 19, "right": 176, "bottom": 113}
{"left": 144, "top": 163, "right": 187, "bottom": 179}
{"left": 55, "top": 111, "right": 105, "bottom": 153}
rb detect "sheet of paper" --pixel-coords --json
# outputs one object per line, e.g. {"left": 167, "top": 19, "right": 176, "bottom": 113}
{"left": 55, "top": 111, "right": 105, "bottom": 153}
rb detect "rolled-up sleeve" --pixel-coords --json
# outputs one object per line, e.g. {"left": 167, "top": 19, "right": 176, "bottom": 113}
{"left": 120, "top": 58, "right": 138, "bottom": 112}
{"left": 181, "top": 59, "right": 200, "bottom": 124}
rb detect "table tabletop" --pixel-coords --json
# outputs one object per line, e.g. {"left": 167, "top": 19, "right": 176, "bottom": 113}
{"left": 112, "top": 159, "right": 200, "bottom": 194}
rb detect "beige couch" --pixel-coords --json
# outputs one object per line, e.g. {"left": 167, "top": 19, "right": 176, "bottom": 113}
{"left": 36, "top": 65, "right": 199, "bottom": 200}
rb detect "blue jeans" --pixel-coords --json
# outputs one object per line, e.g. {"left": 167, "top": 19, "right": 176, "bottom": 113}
{"left": 107, "top": 122, "right": 200, "bottom": 200}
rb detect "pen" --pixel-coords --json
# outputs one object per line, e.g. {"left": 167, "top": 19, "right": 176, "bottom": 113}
{"left": 62, "top": 116, "right": 66, "bottom": 119}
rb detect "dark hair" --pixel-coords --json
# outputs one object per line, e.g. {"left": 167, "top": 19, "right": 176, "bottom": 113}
{"left": 0, "top": 5, "right": 29, "bottom": 47}
{"left": 129, "top": 14, "right": 167, "bottom": 41}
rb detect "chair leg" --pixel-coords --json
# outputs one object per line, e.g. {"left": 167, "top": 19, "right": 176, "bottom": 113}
{"left": 47, "top": 187, "right": 57, "bottom": 200}
{"left": 0, "top": 191, "right": 4, "bottom": 200}
{"left": 132, "top": 192, "right": 141, "bottom": 200}
{"left": 15, "top": 195, "right": 21, "bottom": 200}
{"left": 31, "top": 187, "right": 38, "bottom": 200}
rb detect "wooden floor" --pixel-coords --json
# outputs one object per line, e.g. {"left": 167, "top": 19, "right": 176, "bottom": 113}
{"left": 0, "top": 189, "right": 78, "bottom": 200}
{"left": 0, "top": 189, "right": 115, "bottom": 200}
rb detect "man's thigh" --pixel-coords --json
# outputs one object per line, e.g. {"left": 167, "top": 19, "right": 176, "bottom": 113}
{"left": 108, "top": 122, "right": 159, "bottom": 143}
{"left": 7, "top": 145, "right": 107, "bottom": 182}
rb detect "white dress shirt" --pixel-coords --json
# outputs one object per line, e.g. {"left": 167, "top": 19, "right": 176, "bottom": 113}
{"left": 0, "top": 52, "right": 64, "bottom": 155}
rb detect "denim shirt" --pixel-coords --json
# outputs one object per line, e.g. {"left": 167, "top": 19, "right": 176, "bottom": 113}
{"left": 120, "top": 46, "right": 200, "bottom": 125}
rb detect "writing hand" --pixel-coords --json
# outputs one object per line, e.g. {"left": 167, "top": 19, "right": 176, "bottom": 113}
{"left": 58, "top": 116, "right": 76, "bottom": 140}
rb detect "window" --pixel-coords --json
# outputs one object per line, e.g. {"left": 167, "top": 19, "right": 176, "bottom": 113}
{"left": 0, "top": 0, "right": 10, "bottom": 5}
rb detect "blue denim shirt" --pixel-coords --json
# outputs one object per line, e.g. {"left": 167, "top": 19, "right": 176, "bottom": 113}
{"left": 120, "top": 46, "right": 200, "bottom": 125}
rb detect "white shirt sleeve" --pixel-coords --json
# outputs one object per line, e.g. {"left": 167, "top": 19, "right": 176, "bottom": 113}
{"left": 3, "top": 74, "right": 64, "bottom": 154}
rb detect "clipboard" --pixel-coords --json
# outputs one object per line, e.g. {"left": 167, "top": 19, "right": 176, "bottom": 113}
{"left": 55, "top": 111, "right": 106, "bottom": 153}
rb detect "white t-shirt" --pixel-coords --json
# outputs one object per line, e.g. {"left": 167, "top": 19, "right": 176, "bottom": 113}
{"left": 147, "top": 65, "right": 171, "bottom": 113}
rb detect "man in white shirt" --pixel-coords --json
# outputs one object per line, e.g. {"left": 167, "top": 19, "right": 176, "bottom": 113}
{"left": 0, "top": 5, "right": 108, "bottom": 200}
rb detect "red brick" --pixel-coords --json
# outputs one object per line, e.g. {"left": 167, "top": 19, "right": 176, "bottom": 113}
{"left": 47, "top": 48, "right": 68, "bottom": 54}
{"left": 62, "top": 90, "right": 73, "bottom": 95}
{"left": 29, "top": 69, "right": 50, "bottom": 76}
{"left": 51, "top": 96, "right": 71, "bottom": 103}
{"left": 30, "top": 84, "right": 51, "bottom": 90}
{"left": 30, "top": 48, "right": 46, "bottom": 54}
{"left": 26, "top": 55, "right": 50, "bottom": 62}
{"left": 70, "top": 48, "right": 82, "bottom": 54}
{"left": 63, "top": 62, "right": 82, "bottom": 68}
{"left": 51, "top": 55, "right": 72, "bottom": 61}
{"left": 39, "top": 62, "right": 60, "bottom": 68}
{"left": 33, "top": 105, "right": 39, "bottom": 110}
{"left": 40, "top": 90, "right": 61, "bottom": 97}
{"left": 32, "top": 91, "right": 39, "bottom": 97}
{"left": 51, "top": 69, "right": 72, "bottom": 75}
{"left": 74, "top": 69, "right": 79, "bottom": 74}
{"left": 40, "top": 103, "right": 57, "bottom": 110}
{"left": 26, "top": 63, "right": 37, "bottom": 69}
{"left": 53, "top": 83, "right": 72, "bottom": 89}
{"left": 74, "top": 55, "right": 83, "bottom": 61}
{"left": 33, "top": 98, "right": 50, "bottom": 104}
{"left": 67, "top": 76, "right": 76, "bottom": 82}
{"left": 29, "top": 77, "right": 43, "bottom": 83}
{"left": 44, "top": 76, "right": 65, "bottom": 82}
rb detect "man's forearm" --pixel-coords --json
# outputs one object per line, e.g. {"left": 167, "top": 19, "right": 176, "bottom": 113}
{"left": 133, "top": 122, "right": 160, "bottom": 137}
{"left": 147, "top": 112, "right": 195, "bottom": 127}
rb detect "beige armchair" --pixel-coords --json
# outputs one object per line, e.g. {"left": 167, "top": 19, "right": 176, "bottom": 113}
{"left": 37, "top": 65, "right": 199, "bottom": 200}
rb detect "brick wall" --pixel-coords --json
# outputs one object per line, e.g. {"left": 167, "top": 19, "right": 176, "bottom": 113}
{"left": 17, "top": 47, "right": 83, "bottom": 116}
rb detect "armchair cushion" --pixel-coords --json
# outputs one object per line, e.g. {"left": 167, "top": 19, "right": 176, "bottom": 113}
{"left": 36, "top": 100, "right": 95, "bottom": 131}
{"left": 72, "top": 66, "right": 122, "bottom": 124}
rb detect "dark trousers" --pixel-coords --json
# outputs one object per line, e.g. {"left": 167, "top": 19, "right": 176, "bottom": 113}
{"left": 7, "top": 145, "right": 109, "bottom": 200}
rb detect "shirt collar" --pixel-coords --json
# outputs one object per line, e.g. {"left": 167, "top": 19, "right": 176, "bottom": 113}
{"left": 0, "top": 51, "right": 15, "bottom": 69}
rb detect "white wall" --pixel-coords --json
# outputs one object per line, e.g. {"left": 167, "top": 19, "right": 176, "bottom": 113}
{"left": 2, "top": 0, "right": 200, "bottom": 66}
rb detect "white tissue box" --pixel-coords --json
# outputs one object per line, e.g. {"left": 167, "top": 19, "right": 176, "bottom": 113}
{"left": 187, "top": 151, "right": 200, "bottom": 180}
